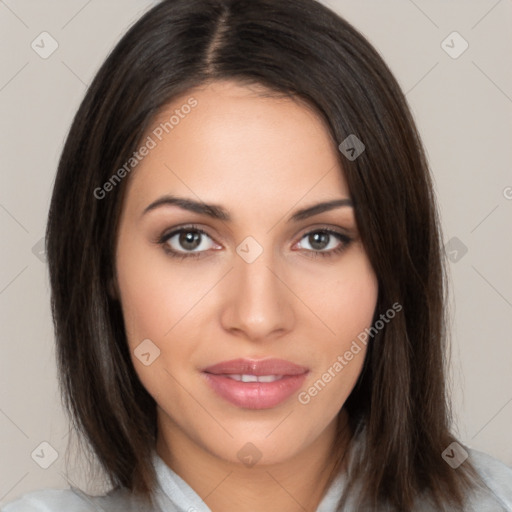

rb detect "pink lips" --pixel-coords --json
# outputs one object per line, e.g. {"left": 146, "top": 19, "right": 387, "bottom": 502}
{"left": 202, "top": 358, "right": 309, "bottom": 410}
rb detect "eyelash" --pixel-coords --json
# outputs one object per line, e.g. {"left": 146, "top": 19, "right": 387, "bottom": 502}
{"left": 156, "top": 224, "right": 353, "bottom": 260}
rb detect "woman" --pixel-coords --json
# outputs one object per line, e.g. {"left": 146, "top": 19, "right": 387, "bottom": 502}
{"left": 3, "top": 0, "right": 512, "bottom": 510}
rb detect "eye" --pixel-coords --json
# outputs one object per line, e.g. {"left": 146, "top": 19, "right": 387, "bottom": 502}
{"left": 157, "top": 225, "right": 219, "bottom": 259}
{"left": 156, "top": 225, "right": 353, "bottom": 260}
{"left": 295, "top": 228, "right": 352, "bottom": 258}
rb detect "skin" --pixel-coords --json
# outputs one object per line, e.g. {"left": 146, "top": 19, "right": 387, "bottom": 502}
{"left": 114, "top": 80, "right": 378, "bottom": 511}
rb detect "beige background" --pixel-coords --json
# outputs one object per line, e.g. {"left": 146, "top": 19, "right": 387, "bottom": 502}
{"left": 1, "top": 0, "right": 511, "bottom": 505}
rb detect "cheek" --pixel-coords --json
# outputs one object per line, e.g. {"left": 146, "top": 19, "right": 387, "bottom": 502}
{"left": 115, "top": 231, "right": 204, "bottom": 344}
{"left": 114, "top": 227, "right": 231, "bottom": 395}
{"left": 295, "top": 247, "right": 378, "bottom": 411}
{"left": 115, "top": 241, "right": 198, "bottom": 408}
{"left": 300, "top": 245, "right": 379, "bottom": 345}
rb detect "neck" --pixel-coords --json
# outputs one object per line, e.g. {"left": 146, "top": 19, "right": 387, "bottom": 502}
{"left": 156, "top": 409, "right": 351, "bottom": 512}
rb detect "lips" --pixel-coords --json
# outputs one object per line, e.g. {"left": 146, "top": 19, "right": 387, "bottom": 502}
{"left": 202, "top": 358, "right": 309, "bottom": 376}
{"left": 201, "top": 358, "right": 310, "bottom": 409}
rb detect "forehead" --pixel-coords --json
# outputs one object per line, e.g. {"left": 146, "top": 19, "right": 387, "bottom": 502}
{"left": 123, "top": 80, "right": 349, "bottom": 216}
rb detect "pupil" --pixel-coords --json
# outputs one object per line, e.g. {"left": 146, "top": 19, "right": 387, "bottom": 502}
{"left": 310, "top": 232, "right": 329, "bottom": 250}
{"left": 180, "top": 231, "right": 201, "bottom": 250}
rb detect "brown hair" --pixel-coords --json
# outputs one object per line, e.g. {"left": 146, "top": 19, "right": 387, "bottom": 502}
{"left": 46, "top": 0, "right": 485, "bottom": 510}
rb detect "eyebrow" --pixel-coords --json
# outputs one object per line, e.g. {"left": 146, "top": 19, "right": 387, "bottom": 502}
{"left": 141, "top": 195, "right": 353, "bottom": 222}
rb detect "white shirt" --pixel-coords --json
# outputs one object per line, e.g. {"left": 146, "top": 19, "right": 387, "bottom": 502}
{"left": 2, "top": 447, "right": 512, "bottom": 511}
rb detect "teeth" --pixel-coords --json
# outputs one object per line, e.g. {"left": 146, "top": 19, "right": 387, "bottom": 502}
{"left": 225, "top": 374, "right": 284, "bottom": 383}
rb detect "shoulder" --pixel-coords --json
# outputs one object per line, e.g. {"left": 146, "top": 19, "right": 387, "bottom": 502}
{"left": 470, "top": 447, "right": 512, "bottom": 480}
{"left": 466, "top": 447, "right": 512, "bottom": 510}
{"left": 408, "top": 447, "right": 512, "bottom": 512}
{"left": 0, "top": 486, "right": 148, "bottom": 512}
{"left": 1, "top": 488, "right": 100, "bottom": 512}
{"left": 0, "top": 487, "right": 163, "bottom": 512}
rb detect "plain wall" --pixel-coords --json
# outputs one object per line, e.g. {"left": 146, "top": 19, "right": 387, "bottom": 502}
{"left": 1, "top": 0, "right": 511, "bottom": 505}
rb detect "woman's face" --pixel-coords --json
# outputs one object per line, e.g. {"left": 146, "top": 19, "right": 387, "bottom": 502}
{"left": 114, "top": 80, "right": 378, "bottom": 467}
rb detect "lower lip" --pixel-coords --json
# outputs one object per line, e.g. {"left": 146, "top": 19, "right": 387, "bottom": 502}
{"left": 202, "top": 372, "right": 308, "bottom": 410}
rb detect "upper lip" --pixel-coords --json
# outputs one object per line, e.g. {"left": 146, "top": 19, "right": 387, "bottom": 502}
{"left": 202, "top": 358, "right": 309, "bottom": 376}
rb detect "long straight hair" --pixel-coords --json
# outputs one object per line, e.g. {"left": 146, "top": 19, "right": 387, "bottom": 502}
{"left": 46, "top": 0, "right": 485, "bottom": 509}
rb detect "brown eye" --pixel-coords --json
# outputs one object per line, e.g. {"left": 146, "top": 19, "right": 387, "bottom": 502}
{"left": 307, "top": 232, "right": 331, "bottom": 251}
{"left": 158, "top": 225, "right": 219, "bottom": 258}
{"left": 176, "top": 230, "right": 203, "bottom": 251}
{"left": 296, "top": 229, "right": 352, "bottom": 258}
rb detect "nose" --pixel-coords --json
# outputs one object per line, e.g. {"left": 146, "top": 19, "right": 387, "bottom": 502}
{"left": 219, "top": 246, "right": 295, "bottom": 342}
